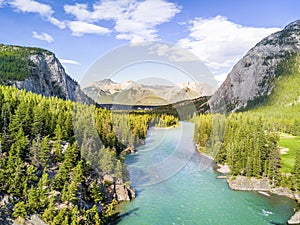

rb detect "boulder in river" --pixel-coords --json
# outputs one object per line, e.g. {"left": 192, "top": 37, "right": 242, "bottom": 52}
{"left": 115, "top": 185, "right": 135, "bottom": 202}
{"left": 288, "top": 210, "right": 300, "bottom": 224}
{"left": 227, "top": 176, "right": 270, "bottom": 191}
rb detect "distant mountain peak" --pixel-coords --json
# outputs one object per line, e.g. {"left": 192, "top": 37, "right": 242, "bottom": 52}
{"left": 83, "top": 79, "right": 214, "bottom": 106}
{"left": 100, "top": 78, "right": 116, "bottom": 84}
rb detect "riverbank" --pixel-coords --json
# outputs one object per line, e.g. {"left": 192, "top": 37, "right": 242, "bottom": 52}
{"left": 197, "top": 146, "right": 300, "bottom": 224}
{"left": 153, "top": 124, "right": 180, "bottom": 129}
{"left": 226, "top": 176, "right": 300, "bottom": 224}
{"left": 197, "top": 149, "right": 231, "bottom": 174}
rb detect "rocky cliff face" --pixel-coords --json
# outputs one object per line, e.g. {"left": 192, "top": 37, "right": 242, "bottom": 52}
{"left": 209, "top": 20, "right": 300, "bottom": 112}
{"left": 1, "top": 44, "right": 91, "bottom": 104}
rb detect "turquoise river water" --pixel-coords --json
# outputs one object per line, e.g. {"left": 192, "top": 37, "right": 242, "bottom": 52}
{"left": 118, "top": 122, "right": 297, "bottom": 225}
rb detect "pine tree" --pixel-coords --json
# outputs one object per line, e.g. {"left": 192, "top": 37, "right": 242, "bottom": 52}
{"left": 54, "top": 162, "right": 68, "bottom": 190}
{"left": 99, "top": 147, "right": 116, "bottom": 175}
{"left": 39, "top": 136, "right": 51, "bottom": 167}
{"left": 26, "top": 164, "right": 38, "bottom": 186}
{"left": 115, "top": 160, "right": 124, "bottom": 182}
{"left": 7, "top": 163, "right": 26, "bottom": 197}
{"left": 72, "top": 160, "right": 85, "bottom": 184}
{"left": 86, "top": 205, "right": 102, "bottom": 225}
{"left": 61, "top": 183, "right": 68, "bottom": 203}
{"left": 89, "top": 181, "right": 103, "bottom": 203}
{"left": 27, "top": 186, "right": 39, "bottom": 213}
{"left": 61, "top": 215, "right": 70, "bottom": 225}
{"left": 31, "top": 104, "right": 44, "bottom": 137}
{"left": 12, "top": 201, "right": 27, "bottom": 218}
{"left": 66, "top": 181, "right": 78, "bottom": 203}
{"left": 10, "top": 127, "right": 29, "bottom": 160}
{"left": 53, "top": 208, "right": 67, "bottom": 225}
{"left": 53, "top": 140, "right": 63, "bottom": 162}
{"left": 37, "top": 170, "right": 50, "bottom": 207}
{"left": 292, "top": 149, "right": 300, "bottom": 191}
{"left": 70, "top": 205, "right": 81, "bottom": 225}
{"left": 30, "top": 137, "right": 41, "bottom": 166}
{"left": 42, "top": 197, "right": 56, "bottom": 223}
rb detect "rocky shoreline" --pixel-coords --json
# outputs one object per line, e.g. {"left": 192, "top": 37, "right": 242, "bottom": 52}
{"left": 0, "top": 174, "right": 135, "bottom": 225}
{"left": 226, "top": 175, "right": 300, "bottom": 224}
{"left": 198, "top": 151, "right": 300, "bottom": 224}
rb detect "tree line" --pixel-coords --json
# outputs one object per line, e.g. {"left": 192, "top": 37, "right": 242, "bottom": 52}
{"left": 193, "top": 55, "right": 300, "bottom": 191}
{"left": 0, "top": 85, "right": 178, "bottom": 224}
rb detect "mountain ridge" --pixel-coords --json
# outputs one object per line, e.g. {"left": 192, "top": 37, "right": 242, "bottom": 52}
{"left": 0, "top": 44, "right": 92, "bottom": 104}
{"left": 83, "top": 79, "right": 214, "bottom": 106}
{"left": 209, "top": 19, "right": 300, "bottom": 112}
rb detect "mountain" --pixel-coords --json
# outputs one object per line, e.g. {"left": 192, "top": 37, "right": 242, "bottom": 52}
{"left": 151, "top": 96, "right": 210, "bottom": 119}
{"left": 0, "top": 44, "right": 92, "bottom": 104}
{"left": 83, "top": 79, "right": 214, "bottom": 106}
{"left": 209, "top": 20, "right": 300, "bottom": 112}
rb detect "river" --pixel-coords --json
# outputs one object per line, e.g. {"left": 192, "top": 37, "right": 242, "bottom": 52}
{"left": 118, "top": 122, "right": 297, "bottom": 225}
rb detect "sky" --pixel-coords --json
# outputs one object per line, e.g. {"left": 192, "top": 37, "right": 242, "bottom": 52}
{"left": 0, "top": 0, "right": 300, "bottom": 85}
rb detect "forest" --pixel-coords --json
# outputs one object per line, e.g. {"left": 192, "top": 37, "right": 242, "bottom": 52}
{"left": 193, "top": 55, "right": 300, "bottom": 191}
{"left": 1, "top": 44, "right": 299, "bottom": 224}
{"left": 0, "top": 44, "right": 52, "bottom": 83}
{"left": 0, "top": 85, "right": 178, "bottom": 224}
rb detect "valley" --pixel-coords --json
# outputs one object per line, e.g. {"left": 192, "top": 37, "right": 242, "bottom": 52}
{"left": 0, "top": 15, "right": 300, "bottom": 225}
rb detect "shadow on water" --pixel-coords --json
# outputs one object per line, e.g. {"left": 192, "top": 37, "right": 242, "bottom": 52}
{"left": 107, "top": 208, "right": 139, "bottom": 225}
{"left": 131, "top": 188, "right": 145, "bottom": 198}
{"left": 126, "top": 152, "right": 143, "bottom": 165}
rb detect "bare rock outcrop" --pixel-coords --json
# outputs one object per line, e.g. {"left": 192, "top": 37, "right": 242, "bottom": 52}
{"left": 209, "top": 20, "right": 300, "bottom": 112}
{"left": 288, "top": 211, "right": 300, "bottom": 224}
{"left": 227, "top": 176, "right": 270, "bottom": 191}
{"left": 1, "top": 44, "right": 92, "bottom": 104}
{"left": 115, "top": 185, "right": 135, "bottom": 202}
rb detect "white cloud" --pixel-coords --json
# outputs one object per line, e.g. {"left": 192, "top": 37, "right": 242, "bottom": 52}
{"left": 10, "top": 0, "right": 53, "bottom": 16}
{"left": 214, "top": 73, "right": 228, "bottom": 86}
{"left": 64, "top": 3, "right": 92, "bottom": 22}
{"left": 9, "top": 0, "right": 66, "bottom": 29}
{"left": 48, "top": 16, "right": 66, "bottom": 29}
{"left": 0, "top": 0, "right": 5, "bottom": 7}
{"left": 178, "top": 16, "right": 280, "bottom": 84}
{"left": 64, "top": 0, "right": 180, "bottom": 42}
{"left": 68, "top": 21, "right": 111, "bottom": 36}
{"left": 148, "top": 43, "right": 199, "bottom": 62}
{"left": 59, "top": 59, "right": 81, "bottom": 65}
{"left": 32, "top": 31, "right": 54, "bottom": 43}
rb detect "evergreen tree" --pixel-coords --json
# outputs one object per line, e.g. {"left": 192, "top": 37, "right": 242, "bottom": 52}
{"left": 70, "top": 205, "right": 81, "bottom": 225}
{"left": 39, "top": 136, "right": 51, "bottom": 167}
{"left": 292, "top": 150, "right": 300, "bottom": 191}
{"left": 53, "top": 208, "right": 67, "bottom": 225}
{"left": 12, "top": 201, "right": 27, "bottom": 218}
{"left": 42, "top": 197, "right": 56, "bottom": 223}
{"left": 27, "top": 186, "right": 39, "bottom": 213}
{"left": 89, "top": 181, "right": 103, "bottom": 203}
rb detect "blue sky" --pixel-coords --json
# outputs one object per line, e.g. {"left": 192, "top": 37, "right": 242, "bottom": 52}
{"left": 0, "top": 0, "right": 299, "bottom": 85}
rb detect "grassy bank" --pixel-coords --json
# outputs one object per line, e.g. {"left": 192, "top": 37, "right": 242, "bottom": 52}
{"left": 279, "top": 134, "right": 300, "bottom": 173}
